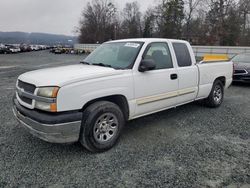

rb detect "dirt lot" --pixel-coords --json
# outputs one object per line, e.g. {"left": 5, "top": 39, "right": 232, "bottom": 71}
{"left": 0, "top": 51, "right": 249, "bottom": 188}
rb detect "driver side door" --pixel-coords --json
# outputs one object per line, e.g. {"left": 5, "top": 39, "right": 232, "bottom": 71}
{"left": 133, "top": 42, "right": 179, "bottom": 117}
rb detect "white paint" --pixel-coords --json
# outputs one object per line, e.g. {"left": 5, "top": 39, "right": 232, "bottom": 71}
{"left": 34, "top": 62, "right": 68, "bottom": 68}
{"left": 16, "top": 38, "right": 233, "bottom": 120}
{"left": 18, "top": 64, "right": 124, "bottom": 87}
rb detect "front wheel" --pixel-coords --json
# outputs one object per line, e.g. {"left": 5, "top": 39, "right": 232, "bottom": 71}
{"left": 204, "top": 80, "right": 224, "bottom": 108}
{"left": 79, "top": 101, "right": 125, "bottom": 153}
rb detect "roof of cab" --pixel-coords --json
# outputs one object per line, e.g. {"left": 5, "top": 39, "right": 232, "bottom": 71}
{"left": 106, "top": 38, "right": 188, "bottom": 44}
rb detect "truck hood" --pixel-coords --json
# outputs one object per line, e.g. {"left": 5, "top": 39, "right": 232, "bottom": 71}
{"left": 18, "top": 64, "right": 123, "bottom": 87}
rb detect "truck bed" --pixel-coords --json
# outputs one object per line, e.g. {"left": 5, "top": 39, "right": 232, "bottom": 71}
{"left": 196, "top": 61, "right": 233, "bottom": 99}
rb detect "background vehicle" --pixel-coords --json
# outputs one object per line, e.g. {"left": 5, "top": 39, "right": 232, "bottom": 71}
{"left": 30, "top": 45, "right": 40, "bottom": 51}
{"left": 4, "top": 45, "right": 21, "bottom": 53}
{"left": 50, "top": 46, "right": 74, "bottom": 54}
{"left": 13, "top": 38, "right": 233, "bottom": 152}
{"left": 10, "top": 46, "right": 21, "bottom": 53}
{"left": 54, "top": 48, "right": 63, "bottom": 54}
{"left": 20, "top": 44, "right": 32, "bottom": 52}
{"left": 0, "top": 44, "right": 8, "bottom": 54}
{"left": 231, "top": 53, "right": 250, "bottom": 83}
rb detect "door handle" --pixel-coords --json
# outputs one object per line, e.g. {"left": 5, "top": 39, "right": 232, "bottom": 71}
{"left": 170, "top": 74, "right": 178, "bottom": 80}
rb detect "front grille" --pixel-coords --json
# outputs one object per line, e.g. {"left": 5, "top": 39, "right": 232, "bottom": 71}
{"left": 18, "top": 80, "right": 36, "bottom": 94}
{"left": 234, "top": 69, "right": 248, "bottom": 75}
{"left": 18, "top": 94, "right": 32, "bottom": 105}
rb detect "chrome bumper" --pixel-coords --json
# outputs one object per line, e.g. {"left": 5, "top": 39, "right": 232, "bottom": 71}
{"left": 13, "top": 106, "right": 82, "bottom": 144}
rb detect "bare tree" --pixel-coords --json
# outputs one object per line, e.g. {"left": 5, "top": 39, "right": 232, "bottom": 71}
{"left": 120, "top": 1, "right": 142, "bottom": 38}
{"left": 159, "top": 0, "right": 185, "bottom": 38}
{"left": 77, "top": 0, "right": 250, "bottom": 46}
{"left": 78, "top": 0, "right": 117, "bottom": 43}
{"left": 205, "top": 0, "right": 237, "bottom": 45}
{"left": 142, "top": 8, "right": 156, "bottom": 38}
{"left": 184, "top": 0, "right": 202, "bottom": 40}
{"left": 239, "top": 0, "right": 250, "bottom": 44}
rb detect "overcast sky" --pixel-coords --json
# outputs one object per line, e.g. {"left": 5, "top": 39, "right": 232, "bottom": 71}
{"left": 0, "top": 0, "right": 156, "bottom": 36}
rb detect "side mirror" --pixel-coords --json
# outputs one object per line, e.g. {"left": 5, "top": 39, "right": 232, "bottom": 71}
{"left": 139, "top": 59, "right": 156, "bottom": 72}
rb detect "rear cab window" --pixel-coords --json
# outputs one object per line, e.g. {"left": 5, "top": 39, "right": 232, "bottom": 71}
{"left": 172, "top": 43, "right": 192, "bottom": 67}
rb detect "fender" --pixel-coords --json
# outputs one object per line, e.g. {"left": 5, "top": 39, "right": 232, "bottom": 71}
{"left": 56, "top": 71, "right": 135, "bottom": 115}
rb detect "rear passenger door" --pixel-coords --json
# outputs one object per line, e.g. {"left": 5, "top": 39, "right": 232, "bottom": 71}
{"left": 172, "top": 42, "right": 199, "bottom": 104}
{"left": 134, "top": 42, "right": 179, "bottom": 117}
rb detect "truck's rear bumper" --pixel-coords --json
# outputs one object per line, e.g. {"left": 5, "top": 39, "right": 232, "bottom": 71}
{"left": 13, "top": 98, "right": 82, "bottom": 144}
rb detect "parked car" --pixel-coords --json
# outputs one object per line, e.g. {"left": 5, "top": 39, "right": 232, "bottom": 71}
{"left": 50, "top": 47, "right": 56, "bottom": 53}
{"left": 231, "top": 53, "right": 250, "bottom": 83}
{"left": 0, "top": 44, "right": 8, "bottom": 54}
{"left": 0, "top": 48, "right": 7, "bottom": 54}
{"left": 5, "top": 45, "right": 21, "bottom": 53}
{"left": 20, "top": 44, "right": 32, "bottom": 52}
{"left": 54, "top": 48, "right": 62, "bottom": 54}
{"left": 13, "top": 38, "right": 233, "bottom": 152}
{"left": 30, "top": 45, "right": 40, "bottom": 51}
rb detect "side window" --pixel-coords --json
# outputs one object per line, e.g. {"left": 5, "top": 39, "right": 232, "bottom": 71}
{"left": 173, "top": 43, "right": 192, "bottom": 67}
{"left": 143, "top": 43, "right": 173, "bottom": 70}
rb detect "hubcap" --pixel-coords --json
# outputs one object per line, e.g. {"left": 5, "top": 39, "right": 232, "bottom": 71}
{"left": 213, "top": 85, "right": 222, "bottom": 104}
{"left": 93, "top": 113, "right": 118, "bottom": 143}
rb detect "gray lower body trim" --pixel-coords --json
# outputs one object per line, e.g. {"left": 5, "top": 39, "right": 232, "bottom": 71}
{"left": 13, "top": 106, "right": 81, "bottom": 143}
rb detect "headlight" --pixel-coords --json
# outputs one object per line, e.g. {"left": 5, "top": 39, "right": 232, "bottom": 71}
{"left": 35, "top": 86, "right": 59, "bottom": 112}
{"left": 37, "top": 87, "right": 59, "bottom": 98}
{"left": 35, "top": 101, "right": 57, "bottom": 112}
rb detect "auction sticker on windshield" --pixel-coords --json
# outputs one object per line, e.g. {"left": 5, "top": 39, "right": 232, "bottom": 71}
{"left": 125, "top": 43, "right": 140, "bottom": 48}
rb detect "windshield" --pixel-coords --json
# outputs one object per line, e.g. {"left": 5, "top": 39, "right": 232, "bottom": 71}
{"left": 84, "top": 42, "right": 143, "bottom": 69}
{"left": 232, "top": 54, "right": 250, "bottom": 63}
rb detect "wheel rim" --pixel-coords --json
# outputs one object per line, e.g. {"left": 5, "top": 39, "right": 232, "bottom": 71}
{"left": 213, "top": 85, "right": 222, "bottom": 104}
{"left": 93, "top": 113, "right": 119, "bottom": 144}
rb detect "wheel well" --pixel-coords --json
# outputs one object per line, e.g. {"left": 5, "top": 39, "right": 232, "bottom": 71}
{"left": 81, "top": 95, "right": 130, "bottom": 121}
{"left": 215, "top": 76, "right": 226, "bottom": 86}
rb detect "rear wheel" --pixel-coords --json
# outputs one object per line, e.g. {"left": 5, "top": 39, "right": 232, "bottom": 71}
{"left": 204, "top": 80, "right": 224, "bottom": 108}
{"left": 79, "top": 101, "right": 125, "bottom": 152}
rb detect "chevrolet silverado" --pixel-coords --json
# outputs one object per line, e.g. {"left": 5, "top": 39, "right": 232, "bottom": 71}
{"left": 13, "top": 38, "right": 233, "bottom": 152}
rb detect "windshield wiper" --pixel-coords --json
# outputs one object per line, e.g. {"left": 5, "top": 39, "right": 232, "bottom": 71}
{"left": 92, "top": 63, "right": 113, "bottom": 68}
{"left": 80, "top": 61, "right": 90, "bottom": 65}
{"left": 81, "top": 62, "right": 119, "bottom": 69}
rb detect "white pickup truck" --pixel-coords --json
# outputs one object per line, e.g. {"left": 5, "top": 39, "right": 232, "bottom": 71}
{"left": 13, "top": 38, "right": 233, "bottom": 152}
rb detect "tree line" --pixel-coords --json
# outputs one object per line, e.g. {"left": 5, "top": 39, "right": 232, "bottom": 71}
{"left": 78, "top": 0, "right": 250, "bottom": 46}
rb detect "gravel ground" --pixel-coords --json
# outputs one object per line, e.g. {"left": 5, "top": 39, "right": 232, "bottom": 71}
{"left": 0, "top": 51, "right": 249, "bottom": 188}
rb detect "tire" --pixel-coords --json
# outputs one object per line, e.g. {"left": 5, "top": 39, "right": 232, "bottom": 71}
{"left": 204, "top": 80, "right": 224, "bottom": 108}
{"left": 79, "top": 101, "right": 125, "bottom": 153}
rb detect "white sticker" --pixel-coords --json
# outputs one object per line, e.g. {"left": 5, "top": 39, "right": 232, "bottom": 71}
{"left": 124, "top": 43, "right": 140, "bottom": 48}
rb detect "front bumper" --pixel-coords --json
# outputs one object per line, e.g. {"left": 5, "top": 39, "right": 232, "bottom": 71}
{"left": 13, "top": 97, "right": 82, "bottom": 143}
